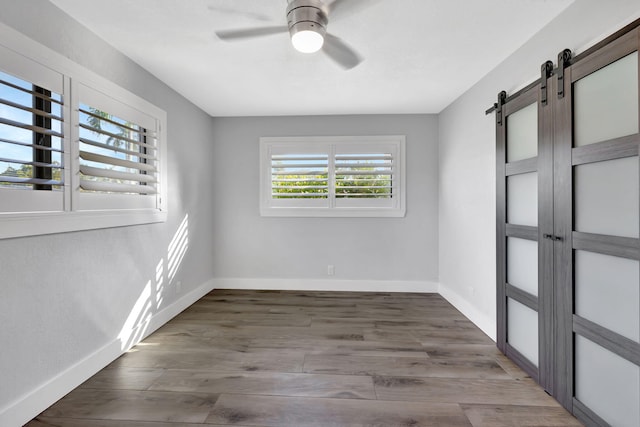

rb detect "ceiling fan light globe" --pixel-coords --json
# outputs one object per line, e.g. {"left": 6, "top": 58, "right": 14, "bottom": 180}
{"left": 291, "top": 30, "right": 324, "bottom": 53}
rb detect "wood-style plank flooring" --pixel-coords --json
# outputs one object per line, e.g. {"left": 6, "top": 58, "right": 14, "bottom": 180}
{"left": 26, "top": 290, "right": 582, "bottom": 426}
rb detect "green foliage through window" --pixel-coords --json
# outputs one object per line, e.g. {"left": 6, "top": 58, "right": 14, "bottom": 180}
{"left": 271, "top": 153, "right": 393, "bottom": 199}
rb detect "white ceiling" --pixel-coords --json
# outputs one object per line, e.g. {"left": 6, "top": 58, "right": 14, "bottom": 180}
{"left": 50, "top": 0, "right": 574, "bottom": 117}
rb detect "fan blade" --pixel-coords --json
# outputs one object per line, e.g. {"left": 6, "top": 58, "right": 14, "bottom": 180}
{"left": 328, "top": 0, "right": 382, "bottom": 19}
{"left": 216, "top": 26, "right": 288, "bottom": 41}
{"left": 322, "top": 33, "right": 363, "bottom": 70}
{"left": 207, "top": 6, "right": 272, "bottom": 22}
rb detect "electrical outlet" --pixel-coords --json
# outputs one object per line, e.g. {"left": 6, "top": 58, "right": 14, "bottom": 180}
{"left": 327, "top": 265, "right": 335, "bottom": 276}
{"left": 176, "top": 281, "right": 182, "bottom": 294}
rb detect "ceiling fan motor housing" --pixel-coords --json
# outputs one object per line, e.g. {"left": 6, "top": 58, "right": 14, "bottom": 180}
{"left": 286, "top": 0, "right": 329, "bottom": 40}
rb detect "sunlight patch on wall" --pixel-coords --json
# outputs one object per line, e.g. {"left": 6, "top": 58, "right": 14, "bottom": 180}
{"left": 155, "top": 258, "right": 165, "bottom": 308}
{"left": 117, "top": 280, "right": 153, "bottom": 351}
{"left": 117, "top": 213, "right": 190, "bottom": 352}
{"left": 168, "top": 213, "right": 189, "bottom": 285}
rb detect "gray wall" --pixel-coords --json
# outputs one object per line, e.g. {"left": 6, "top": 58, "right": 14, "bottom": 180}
{"left": 211, "top": 115, "right": 438, "bottom": 283}
{"left": 0, "top": 0, "right": 217, "bottom": 421}
{"left": 438, "top": 0, "right": 640, "bottom": 337}
{"left": 8, "top": 0, "right": 639, "bottom": 422}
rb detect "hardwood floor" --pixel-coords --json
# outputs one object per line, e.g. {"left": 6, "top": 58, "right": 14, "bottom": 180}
{"left": 26, "top": 290, "right": 582, "bottom": 427}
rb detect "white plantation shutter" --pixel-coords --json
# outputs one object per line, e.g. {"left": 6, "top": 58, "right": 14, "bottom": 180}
{"left": 78, "top": 106, "right": 158, "bottom": 195}
{"left": 0, "top": 45, "right": 66, "bottom": 213}
{"left": 271, "top": 154, "right": 329, "bottom": 199}
{"left": 74, "top": 83, "right": 162, "bottom": 211}
{"left": 333, "top": 141, "right": 402, "bottom": 210}
{"left": 0, "top": 78, "right": 65, "bottom": 187}
{"left": 260, "top": 136, "right": 405, "bottom": 217}
{"left": 334, "top": 153, "right": 394, "bottom": 199}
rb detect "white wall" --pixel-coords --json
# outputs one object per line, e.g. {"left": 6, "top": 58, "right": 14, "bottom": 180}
{"left": 210, "top": 115, "right": 439, "bottom": 291}
{"left": 0, "top": 1, "right": 218, "bottom": 425}
{"left": 438, "top": 0, "right": 640, "bottom": 339}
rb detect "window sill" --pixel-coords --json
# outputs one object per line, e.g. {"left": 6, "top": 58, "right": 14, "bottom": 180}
{"left": 0, "top": 209, "right": 167, "bottom": 239}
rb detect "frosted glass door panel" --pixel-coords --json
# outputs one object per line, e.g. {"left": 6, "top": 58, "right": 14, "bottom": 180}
{"left": 575, "top": 335, "right": 640, "bottom": 427}
{"left": 574, "top": 156, "right": 639, "bottom": 238}
{"left": 507, "top": 103, "right": 538, "bottom": 162}
{"left": 574, "top": 51, "right": 639, "bottom": 147}
{"left": 507, "top": 172, "right": 538, "bottom": 226}
{"left": 507, "top": 237, "right": 538, "bottom": 296}
{"left": 507, "top": 298, "right": 538, "bottom": 366}
{"left": 575, "top": 250, "right": 639, "bottom": 341}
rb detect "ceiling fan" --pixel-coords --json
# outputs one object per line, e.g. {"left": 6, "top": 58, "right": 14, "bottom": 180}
{"left": 214, "top": 0, "right": 375, "bottom": 70}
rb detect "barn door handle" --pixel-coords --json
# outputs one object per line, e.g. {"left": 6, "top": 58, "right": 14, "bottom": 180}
{"left": 543, "top": 234, "right": 563, "bottom": 241}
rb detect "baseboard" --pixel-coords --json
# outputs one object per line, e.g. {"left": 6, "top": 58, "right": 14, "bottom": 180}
{"left": 212, "top": 278, "right": 440, "bottom": 293}
{"left": 438, "top": 283, "right": 496, "bottom": 341}
{"left": 0, "top": 278, "right": 216, "bottom": 427}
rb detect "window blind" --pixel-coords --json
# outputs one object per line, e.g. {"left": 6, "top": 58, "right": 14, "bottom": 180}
{"left": 0, "top": 70, "right": 64, "bottom": 190}
{"left": 271, "top": 153, "right": 329, "bottom": 199}
{"left": 78, "top": 104, "right": 158, "bottom": 195}
{"left": 334, "top": 153, "right": 394, "bottom": 199}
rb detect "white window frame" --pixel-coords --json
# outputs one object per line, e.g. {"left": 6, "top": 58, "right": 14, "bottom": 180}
{"left": 0, "top": 23, "right": 167, "bottom": 239}
{"left": 260, "top": 135, "right": 406, "bottom": 217}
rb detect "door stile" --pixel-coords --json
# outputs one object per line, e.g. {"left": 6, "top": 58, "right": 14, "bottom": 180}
{"left": 496, "top": 91, "right": 507, "bottom": 354}
{"left": 552, "top": 63, "right": 574, "bottom": 411}
{"left": 498, "top": 86, "right": 543, "bottom": 383}
{"left": 539, "top": 70, "right": 556, "bottom": 395}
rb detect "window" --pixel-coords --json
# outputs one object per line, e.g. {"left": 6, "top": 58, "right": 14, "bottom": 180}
{"left": 73, "top": 83, "right": 161, "bottom": 212}
{"left": 260, "top": 136, "right": 406, "bottom": 217}
{"left": 0, "top": 28, "right": 167, "bottom": 239}
{"left": 0, "top": 50, "right": 65, "bottom": 214}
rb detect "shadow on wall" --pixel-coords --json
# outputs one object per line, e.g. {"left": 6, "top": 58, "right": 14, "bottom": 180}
{"left": 117, "top": 213, "right": 190, "bottom": 351}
